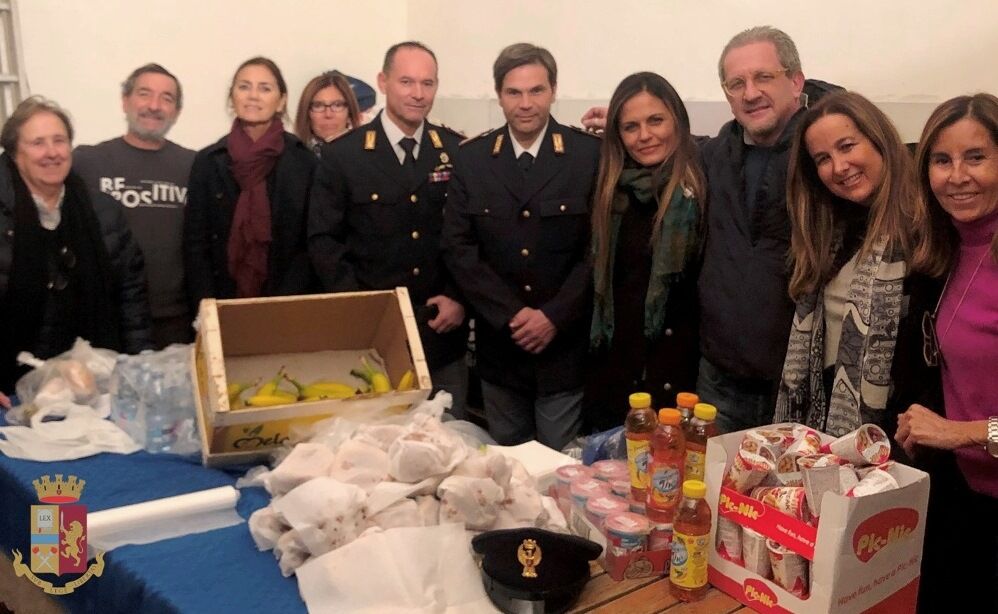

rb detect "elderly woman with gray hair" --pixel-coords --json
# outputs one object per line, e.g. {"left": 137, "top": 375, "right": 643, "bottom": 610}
{"left": 0, "top": 96, "right": 152, "bottom": 405}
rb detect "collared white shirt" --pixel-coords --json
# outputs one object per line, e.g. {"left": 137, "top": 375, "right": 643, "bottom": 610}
{"left": 381, "top": 112, "right": 425, "bottom": 164}
{"left": 32, "top": 187, "right": 66, "bottom": 230}
{"left": 510, "top": 120, "right": 548, "bottom": 160}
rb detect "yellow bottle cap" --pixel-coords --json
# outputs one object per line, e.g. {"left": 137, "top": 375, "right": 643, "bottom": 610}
{"left": 693, "top": 403, "right": 717, "bottom": 421}
{"left": 629, "top": 392, "right": 651, "bottom": 409}
{"left": 683, "top": 480, "right": 707, "bottom": 499}
{"left": 658, "top": 408, "right": 681, "bottom": 425}
{"left": 676, "top": 392, "right": 699, "bottom": 408}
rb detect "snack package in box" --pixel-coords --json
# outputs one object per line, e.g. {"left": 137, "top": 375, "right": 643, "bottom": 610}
{"left": 705, "top": 423, "right": 928, "bottom": 613}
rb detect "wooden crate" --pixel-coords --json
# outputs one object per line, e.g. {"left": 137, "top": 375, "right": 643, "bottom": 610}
{"left": 191, "top": 289, "right": 431, "bottom": 466}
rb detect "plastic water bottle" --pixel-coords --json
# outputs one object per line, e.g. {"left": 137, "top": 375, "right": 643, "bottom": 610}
{"left": 684, "top": 403, "right": 718, "bottom": 483}
{"left": 676, "top": 392, "right": 699, "bottom": 429}
{"left": 670, "top": 480, "right": 711, "bottom": 602}
{"left": 647, "top": 408, "right": 685, "bottom": 523}
{"left": 624, "top": 392, "right": 658, "bottom": 501}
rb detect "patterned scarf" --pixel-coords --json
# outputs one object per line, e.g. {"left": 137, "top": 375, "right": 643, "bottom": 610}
{"left": 591, "top": 166, "right": 700, "bottom": 349}
{"left": 774, "top": 233, "right": 906, "bottom": 436}
{"left": 226, "top": 119, "right": 285, "bottom": 297}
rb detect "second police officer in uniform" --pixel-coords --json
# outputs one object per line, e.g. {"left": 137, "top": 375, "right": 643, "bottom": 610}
{"left": 444, "top": 43, "right": 600, "bottom": 449}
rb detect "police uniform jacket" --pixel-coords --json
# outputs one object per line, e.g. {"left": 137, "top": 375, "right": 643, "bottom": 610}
{"left": 443, "top": 118, "right": 600, "bottom": 395}
{"left": 183, "top": 132, "right": 317, "bottom": 310}
{"left": 308, "top": 112, "right": 466, "bottom": 369}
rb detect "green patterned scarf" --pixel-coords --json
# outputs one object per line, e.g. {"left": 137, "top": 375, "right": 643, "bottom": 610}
{"left": 590, "top": 167, "right": 700, "bottom": 349}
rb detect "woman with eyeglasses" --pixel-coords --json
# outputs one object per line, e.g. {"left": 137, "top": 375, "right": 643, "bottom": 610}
{"left": 293, "top": 71, "right": 362, "bottom": 156}
{"left": 896, "top": 94, "right": 998, "bottom": 613}
{"left": 586, "top": 72, "right": 705, "bottom": 431}
{"left": 0, "top": 96, "right": 153, "bottom": 403}
{"left": 183, "top": 57, "right": 317, "bottom": 308}
{"left": 774, "top": 91, "right": 938, "bottom": 442}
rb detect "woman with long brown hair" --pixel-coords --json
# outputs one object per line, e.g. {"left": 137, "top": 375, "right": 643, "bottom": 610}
{"left": 586, "top": 72, "right": 705, "bottom": 431}
{"left": 293, "top": 71, "right": 362, "bottom": 156}
{"left": 183, "top": 57, "right": 317, "bottom": 306}
{"left": 895, "top": 93, "right": 998, "bottom": 613}
{"left": 775, "top": 91, "right": 937, "bottom": 439}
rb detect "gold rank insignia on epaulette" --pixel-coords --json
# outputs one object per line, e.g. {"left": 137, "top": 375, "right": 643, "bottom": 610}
{"left": 552, "top": 133, "right": 565, "bottom": 155}
{"left": 428, "top": 129, "right": 443, "bottom": 149}
{"left": 492, "top": 133, "right": 504, "bottom": 156}
{"left": 364, "top": 130, "right": 376, "bottom": 150}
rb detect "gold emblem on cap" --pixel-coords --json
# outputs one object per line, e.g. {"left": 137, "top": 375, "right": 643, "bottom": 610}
{"left": 492, "top": 133, "right": 504, "bottom": 157}
{"left": 364, "top": 130, "right": 377, "bottom": 150}
{"left": 517, "top": 539, "right": 542, "bottom": 578}
{"left": 428, "top": 129, "right": 443, "bottom": 149}
{"left": 439, "top": 152, "right": 449, "bottom": 164}
{"left": 552, "top": 133, "right": 564, "bottom": 155}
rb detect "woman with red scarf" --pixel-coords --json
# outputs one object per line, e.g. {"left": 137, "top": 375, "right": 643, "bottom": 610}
{"left": 183, "top": 57, "right": 317, "bottom": 306}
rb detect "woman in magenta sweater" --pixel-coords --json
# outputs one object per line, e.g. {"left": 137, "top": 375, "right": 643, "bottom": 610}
{"left": 897, "top": 93, "right": 998, "bottom": 612}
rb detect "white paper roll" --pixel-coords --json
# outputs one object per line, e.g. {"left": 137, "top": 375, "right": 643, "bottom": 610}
{"left": 87, "top": 486, "right": 243, "bottom": 553}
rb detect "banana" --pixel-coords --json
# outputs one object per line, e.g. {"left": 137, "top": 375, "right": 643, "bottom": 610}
{"left": 354, "top": 355, "right": 392, "bottom": 394}
{"left": 246, "top": 393, "right": 297, "bottom": 407}
{"left": 302, "top": 381, "right": 356, "bottom": 399}
{"left": 396, "top": 369, "right": 415, "bottom": 391}
{"left": 258, "top": 367, "right": 286, "bottom": 396}
{"left": 227, "top": 381, "right": 255, "bottom": 404}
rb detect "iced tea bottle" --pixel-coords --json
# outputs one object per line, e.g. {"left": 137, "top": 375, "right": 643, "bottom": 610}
{"left": 624, "top": 392, "right": 657, "bottom": 501}
{"left": 675, "top": 392, "right": 699, "bottom": 428}
{"left": 647, "top": 408, "right": 685, "bottom": 523}
{"left": 684, "top": 403, "right": 718, "bottom": 483}
{"left": 670, "top": 480, "right": 711, "bottom": 602}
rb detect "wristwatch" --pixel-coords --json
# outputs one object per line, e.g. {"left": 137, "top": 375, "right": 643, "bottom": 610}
{"left": 987, "top": 416, "right": 998, "bottom": 459}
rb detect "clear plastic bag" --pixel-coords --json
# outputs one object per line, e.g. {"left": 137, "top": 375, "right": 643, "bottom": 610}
{"left": 8, "top": 338, "right": 119, "bottom": 425}
{"left": 109, "top": 343, "right": 201, "bottom": 455}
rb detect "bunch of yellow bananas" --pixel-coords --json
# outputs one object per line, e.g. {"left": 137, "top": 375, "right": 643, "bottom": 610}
{"left": 226, "top": 359, "right": 417, "bottom": 410}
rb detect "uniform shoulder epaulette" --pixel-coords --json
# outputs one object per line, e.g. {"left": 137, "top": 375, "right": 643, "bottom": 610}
{"left": 569, "top": 125, "right": 602, "bottom": 139}
{"left": 334, "top": 123, "right": 368, "bottom": 143}
{"left": 460, "top": 127, "right": 499, "bottom": 147}
{"left": 434, "top": 123, "right": 466, "bottom": 140}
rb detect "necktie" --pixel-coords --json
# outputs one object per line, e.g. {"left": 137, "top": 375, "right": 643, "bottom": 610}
{"left": 518, "top": 152, "right": 534, "bottom": 174}
{"left": 399, "top": 136, "right": 418, "bottom": 185}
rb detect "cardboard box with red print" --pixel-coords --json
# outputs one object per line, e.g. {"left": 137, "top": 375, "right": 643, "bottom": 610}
{"left": 704, "top": 424, "right": 929, "bottom": 614}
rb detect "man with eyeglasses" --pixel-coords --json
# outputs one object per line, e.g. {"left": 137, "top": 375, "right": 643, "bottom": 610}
{"left": 73, "top": 63, "right": 195, "bottom": 348}
{"left": 696, "top": 26, "right": 808, "bottom": 433}
{"left": 308, "top": 41, "right": 470, "bottom": 417}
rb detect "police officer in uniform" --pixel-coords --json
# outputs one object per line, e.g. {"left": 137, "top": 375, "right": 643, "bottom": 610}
{"left": 308, "top": 41, "right": 468, "bottom": 416}
{"left": 443, "top": 43, "right": 600, "bottom": 449}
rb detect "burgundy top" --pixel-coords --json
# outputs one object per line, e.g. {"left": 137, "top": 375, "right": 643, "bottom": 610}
{"left": 937, "top": 208, "right": 998, "bottom": 498}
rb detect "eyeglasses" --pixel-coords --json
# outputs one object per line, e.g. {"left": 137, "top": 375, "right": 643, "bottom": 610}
{"left": 722, "top": 69, "right": 789, "bottom": 96}
{"left": 309, "top": 100, "right": 348, "bottom": 114}
{"left": 47, "top": 245, "right": 76, "bottom": 291}
{"left": 921, "top": 311, "right": 940, "bottom": 367}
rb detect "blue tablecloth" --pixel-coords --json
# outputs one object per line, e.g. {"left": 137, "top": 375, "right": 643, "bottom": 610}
{"left": 0, "top": 414, "right": 306, "bottom": 614}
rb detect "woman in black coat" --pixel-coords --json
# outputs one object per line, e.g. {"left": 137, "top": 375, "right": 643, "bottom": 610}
{"left": 183, "top": 57, "right": 317, "bottom": 308}
{"left": 585, "top": 73, "right": 706, "bottom": 432}
{"left": 0, "top": 96, "right": 153, "bottom": 396}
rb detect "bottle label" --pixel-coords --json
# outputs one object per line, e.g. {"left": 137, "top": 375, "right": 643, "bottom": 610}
{"left": 670, "top": 530, "right": 709, "bottom": 589}
{"left": 626, "top": 438, "right": 650, "bottom": 491}
{"left": 685, "top": 444, "right": 706, "bottom": 481}
{"left": 649, "top": 462, "right": 682, "bottom": 509}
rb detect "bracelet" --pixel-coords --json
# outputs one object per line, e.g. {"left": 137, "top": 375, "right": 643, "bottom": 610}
{"left": 987, "top": 416, "right": 998, "bottom": 458}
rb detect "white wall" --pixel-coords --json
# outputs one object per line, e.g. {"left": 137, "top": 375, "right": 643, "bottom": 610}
{"left": 16, "top": 0, "right": 998, "bottom": 147}
{"left": 18, "top": 0, "right": 407, "bottom": 150}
